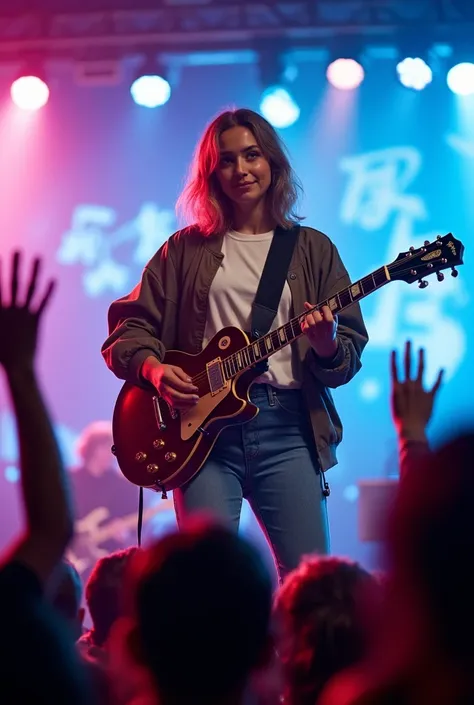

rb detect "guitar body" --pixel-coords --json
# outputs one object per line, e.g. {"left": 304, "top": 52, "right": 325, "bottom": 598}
{"left": 112, "top": 327, "right": 261, "bottom": 491}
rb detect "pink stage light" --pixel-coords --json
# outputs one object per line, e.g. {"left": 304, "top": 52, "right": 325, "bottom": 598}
{"left": 326, "top": 58, "right": 365, "bottom": 91}
{"left": 10, "top": 76, "right": 50, "bottom": 111}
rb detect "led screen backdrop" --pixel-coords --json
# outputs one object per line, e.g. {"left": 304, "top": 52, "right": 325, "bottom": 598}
{"left": 0, "top": 58, "right": 472, "bottom": 572}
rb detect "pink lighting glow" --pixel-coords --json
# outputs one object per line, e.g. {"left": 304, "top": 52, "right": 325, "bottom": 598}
{"left": 326, "top": 58, "right": 365, "bottom": 91}
{"left": 11, "top": 76, "right": 50, "bottom": 111}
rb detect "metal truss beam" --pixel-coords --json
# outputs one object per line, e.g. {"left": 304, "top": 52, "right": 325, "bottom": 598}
{"left": 0, "top": 1, "right": 473, "bottom": 61}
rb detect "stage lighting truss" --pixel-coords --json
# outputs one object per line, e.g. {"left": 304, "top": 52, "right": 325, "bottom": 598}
{"left": 1, "top": 2, "right": 474, "bottom": 61}
{"left": 2, "top": 2, "right": 474, "bottom": 104}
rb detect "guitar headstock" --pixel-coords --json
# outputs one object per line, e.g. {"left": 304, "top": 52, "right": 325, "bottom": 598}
{"left": 389, "top": 234, "right": 464, "bottom": 287}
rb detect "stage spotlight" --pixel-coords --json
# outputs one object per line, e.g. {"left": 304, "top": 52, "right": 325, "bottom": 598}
{"left": 447, "top": 62, "right": 474, "bottom": 95}
{"left": 130, "top": 74, "right": 171, "bottom": 108}
{"left": 326, "top": 58, "right": 365, "bottom": 90}
{"left": 259, "top": 86, "right": 300, "bottom": 128}
{"left": 10, "top": 74, "right": 50, "bottom": 111}
{"left": 397, "top": 57, "right": 433, "bottom": 90}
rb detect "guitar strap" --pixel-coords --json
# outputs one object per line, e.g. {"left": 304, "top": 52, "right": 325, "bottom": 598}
{"left": 250, "top": 224, "right": 300, "bottom": 371}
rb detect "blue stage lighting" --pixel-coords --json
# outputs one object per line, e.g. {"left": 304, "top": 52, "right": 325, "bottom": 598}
{"left": 259, "top": 86, "right": 300, "bottom": 128}
{"left": 130, "top": 74, "right": 171, "bottom": 108}
{"left": 447, "top": 62, "right": 474, "bottom": 96}
{"left": 397, "top": 57, "right": 433, "bottom": 90}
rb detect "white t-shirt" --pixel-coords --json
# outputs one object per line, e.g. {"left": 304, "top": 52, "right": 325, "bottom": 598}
{"left": 203, "top": 229, "right": 301, "bottom": 389}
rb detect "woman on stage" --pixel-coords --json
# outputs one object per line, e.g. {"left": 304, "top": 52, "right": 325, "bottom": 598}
{"left": 102, "top": 108, "right": 368, "bottom": 579}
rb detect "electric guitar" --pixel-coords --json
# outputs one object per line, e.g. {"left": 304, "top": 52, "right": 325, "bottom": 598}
{"left": 67, "top": 500, "right": 173, "bottom": 574}
{"left": 112, "top": 234, "right": 464, "bottom": 492}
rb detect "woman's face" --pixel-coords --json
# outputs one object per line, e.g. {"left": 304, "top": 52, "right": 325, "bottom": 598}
{"left": 214, "top": 126, "right": 272, "bottom": 211}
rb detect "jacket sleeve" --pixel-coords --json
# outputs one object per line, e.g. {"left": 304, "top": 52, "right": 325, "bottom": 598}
{"left": 398, "top": 437, "right": 431, "bottom": 481}
{"left": 307, "top": 237, "right": 369, "bottom": 389}
{"left": 101, "top": 239, "right": 178, "bottom": 386}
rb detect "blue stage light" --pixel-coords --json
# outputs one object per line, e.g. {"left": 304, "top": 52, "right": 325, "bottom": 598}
{"left": 447, "top": 62, "right": 474, "bottom": 96}
{"left": 259, "top": 86, "right": 300, "bottom": 128}
{"left": 130, "top": 75, "right": 171, "bottom": 108}
{"left": 397, "top": 57, "right": 433, "bottom": 90}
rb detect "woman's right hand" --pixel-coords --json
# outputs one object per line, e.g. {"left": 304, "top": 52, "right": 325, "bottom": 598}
{"left": 141, "top": 356, "right": 199, "bottom": 410}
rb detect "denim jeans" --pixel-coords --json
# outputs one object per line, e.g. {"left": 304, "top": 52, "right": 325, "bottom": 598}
{"left": 173, "top": 384, "right": 330, "bottom": 580}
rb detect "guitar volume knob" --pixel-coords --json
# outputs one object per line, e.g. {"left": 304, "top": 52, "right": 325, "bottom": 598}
{"left": 165, "top": 452, "right": 177, "bottom": 462}
{"left": 147, "top": 464, "right": 159, "bottom": 474}
{"left": 153, "top": 439, "right": 165, "bottom": 449}
{"left": 135, "top": 452, "right": 147, "bottom": 462}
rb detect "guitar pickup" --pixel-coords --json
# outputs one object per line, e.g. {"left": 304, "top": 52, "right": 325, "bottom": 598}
{"left": 206, "top": 357, "right": 226, "bottom": 396}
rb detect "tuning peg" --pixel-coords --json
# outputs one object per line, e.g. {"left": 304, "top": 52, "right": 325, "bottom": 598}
{"left": 418, "top": 279, "right": 429, "bottom": 289}
{"left": 437, "top": 235, "right": 442, "bottom": 241}
{"left": 409, "top": 246, "right": 415, "bottom": 252}
{"left": 424, "top": 240, "right": 430, "bottom": 246}
{"left": 451, "top": 267, "right": 458, "bottom": 278}
{"left": 436, "top": 272, "right": 444, "bottom": 282}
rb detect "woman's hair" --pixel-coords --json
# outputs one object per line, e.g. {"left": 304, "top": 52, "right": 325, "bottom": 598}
{"left": 274, "top": 556, "right": 376, "bottom": 705}
{"left": 177, "top": 108, "right": 303, "bottom": 235}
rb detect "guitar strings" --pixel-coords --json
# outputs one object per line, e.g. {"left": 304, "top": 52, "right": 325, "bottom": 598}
{"left": 188, "top": 251, "right": 447, "bottom": 387}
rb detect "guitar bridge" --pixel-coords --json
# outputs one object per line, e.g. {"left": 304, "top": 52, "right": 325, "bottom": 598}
{"left": 152, "top": 396, "right": 166, "bottom": 430}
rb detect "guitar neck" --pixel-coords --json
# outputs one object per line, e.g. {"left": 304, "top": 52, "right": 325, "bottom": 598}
{"left": 222, "top": 265, "right": 390, "bottom": 379}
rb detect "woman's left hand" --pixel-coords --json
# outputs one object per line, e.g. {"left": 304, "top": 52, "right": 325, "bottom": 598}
{"left": 302, "top": 301, "right": 338, "bottom": 359}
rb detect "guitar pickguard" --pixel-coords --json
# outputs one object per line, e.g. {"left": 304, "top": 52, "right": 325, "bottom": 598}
{"left": 180, "top": 381, "right": 231, "bottom": 441}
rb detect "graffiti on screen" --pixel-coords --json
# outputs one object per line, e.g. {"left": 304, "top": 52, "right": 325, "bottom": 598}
{"left": 56, "top": 203, "right": 176, "bottom": 297}
{"left": 340, "top": 146, "right": 467, "bottom": 383}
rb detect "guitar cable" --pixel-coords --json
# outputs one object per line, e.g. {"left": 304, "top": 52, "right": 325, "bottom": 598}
{"left": 137, "top": 486, "right": 144, "bottom": 547}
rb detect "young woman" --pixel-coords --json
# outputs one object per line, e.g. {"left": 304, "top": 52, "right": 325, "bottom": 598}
{"left": 102, "top": 108, "right": 368, "bottom": 580}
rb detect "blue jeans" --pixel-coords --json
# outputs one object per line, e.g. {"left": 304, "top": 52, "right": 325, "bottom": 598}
{"left": 173, "top": 384, "right": 330, "bottom": 580}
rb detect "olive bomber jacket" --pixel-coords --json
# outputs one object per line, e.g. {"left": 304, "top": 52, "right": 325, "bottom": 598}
{"left": 102, "top": 225, "right": 369, "bottom": 472}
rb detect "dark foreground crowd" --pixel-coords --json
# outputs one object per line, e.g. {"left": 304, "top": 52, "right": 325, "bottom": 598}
{"left": 1, "top": 252, "right": 471, "bottom": 705}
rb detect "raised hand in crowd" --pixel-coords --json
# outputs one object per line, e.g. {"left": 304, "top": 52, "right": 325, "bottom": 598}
{"left": 390, "top": 340, "right": 443, "bottom": 478}
{"left": 0, "top": 251, "right": 54, "bottom": 370}
{"left": 390, "top": 340, "right": 443, "bottom": 441}
{"left": 0, "top": 252, "right": 73, "bottom": 584}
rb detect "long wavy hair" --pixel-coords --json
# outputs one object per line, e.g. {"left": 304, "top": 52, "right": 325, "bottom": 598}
{"left": 177, "top": 108, "right": 303, "bottom": 236}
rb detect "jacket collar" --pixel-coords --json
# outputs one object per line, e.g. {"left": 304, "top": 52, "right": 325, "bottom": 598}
{"left": 204, "top": 232, "right": 224, "bottom": 257}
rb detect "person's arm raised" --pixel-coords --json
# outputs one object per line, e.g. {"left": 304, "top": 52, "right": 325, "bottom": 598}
{"left": 0, "top": 253, "right": 73, "bottom": 585}
{"left": 390, "top": 340, "right": 443, "bottom": 479}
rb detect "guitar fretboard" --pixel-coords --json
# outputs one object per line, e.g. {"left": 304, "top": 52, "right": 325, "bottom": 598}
{"left": 222, "top": 265, "right": 389, "bottom": 379}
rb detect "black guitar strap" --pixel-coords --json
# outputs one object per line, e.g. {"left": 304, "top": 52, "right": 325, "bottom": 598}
{"left": 250, "top": 224, "right": 300, "bottom": 356}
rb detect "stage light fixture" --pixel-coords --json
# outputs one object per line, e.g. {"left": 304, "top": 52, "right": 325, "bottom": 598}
{"left": 131, "top": 57, "right": 171, "bottom": 108}
{"left": 447, "top": 62, "right": 474, "bottom": 96}
{"left": 397, "top": 57, "right": 433, "bottom": 90}
{"left": 259, "top": 85, "right": 300, "bottom": 128}
{"left": 326, "top": 58, "right": 365, "bottom": 90}
{"left": 10, "top": 72, "right": 50, "bottom": 111}
{"left": 131, "top": 74, "right": 171, "bottom": 108}
{"left": 258, "top": 46, "right": 300, "bottom": 128}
